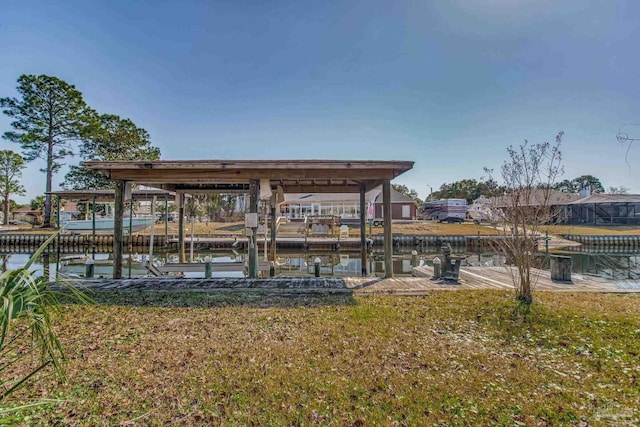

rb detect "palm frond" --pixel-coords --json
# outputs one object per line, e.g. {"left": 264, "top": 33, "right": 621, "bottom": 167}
{"left": 0, "top": 227, "right": 93, "bottom": 402}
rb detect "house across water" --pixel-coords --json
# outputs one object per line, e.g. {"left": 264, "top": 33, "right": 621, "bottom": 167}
{"left": 565, "top": 194, "right": 640, "bottom": 225}
{"left": 280, "top": 186, "right": 419, "bottom": 223}
{"left": 469, "top": 191, "right": 640, "bottom": 226}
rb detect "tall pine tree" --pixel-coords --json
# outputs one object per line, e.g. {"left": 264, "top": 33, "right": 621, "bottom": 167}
{"left": 1, "top": 75, "right": 95, "bottom": 227}
{"left": 0, "top": 150, "right": 26, "bottom": 225}
{"left": 63, "top": 114, "right": 161, "bottom": 190}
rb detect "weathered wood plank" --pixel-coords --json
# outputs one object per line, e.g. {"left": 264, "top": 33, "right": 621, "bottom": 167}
{"left": 84, "top": 159, "right": 414, "bottom": 171}
{"left": 383, "top": 180, "right": 393, "bottom": 278}
{"left": 113, "top": 180, "right": 125, "bottom": 279}
{"left": 157, "top": 262, "right": 271, "bottom": 273}
{"left": 354, "top": 265, "right": 640, "bottom": 294}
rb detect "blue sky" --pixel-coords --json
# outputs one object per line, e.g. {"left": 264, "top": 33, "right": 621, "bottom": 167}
{"left": 1, "top": 0, "right": 639, "bottom": 203}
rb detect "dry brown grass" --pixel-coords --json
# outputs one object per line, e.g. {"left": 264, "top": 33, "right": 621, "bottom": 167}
{"left": 6, "top": 220, "right": 640, "bottom": 237}
{"left": 149, "top": 221, "right": 501, "bottom": 237}
{"left": 148, "top": 221, "right": 245, "bottom": 236}
{"left": 372, "top": 221, "right": 499, "bottom": 236}
{"left": 539, "top": 224, "right": 640, "bottom": 235}
{"left": 1, "top": 224, "right": 45, "bottom": 234}
{"left": 4, "top": 291, "right": 639, "bottom": 425}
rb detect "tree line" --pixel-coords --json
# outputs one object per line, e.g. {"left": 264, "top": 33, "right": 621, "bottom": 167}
{"left": 1, "top": 74, "right": 247, "bottom": 227}
{"left": 388, "top": 175, "right": 627, "bottom": 209}
{"left": 426, "top": 174, "right": 627, "bottom": 205}
{"left": 1, "top": 74, "right": 161, "bottom": 226}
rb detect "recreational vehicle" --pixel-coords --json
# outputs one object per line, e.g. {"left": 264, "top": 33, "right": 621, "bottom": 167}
{"left": 422, "top": 199, "right": 467, "bottom": 223}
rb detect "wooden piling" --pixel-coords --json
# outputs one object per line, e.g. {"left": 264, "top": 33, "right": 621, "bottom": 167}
{"left": 550, "top": 255, "right": 572, "bottom": 282}
{"left": 113, "top": 180, "right": 125, "bottom": 279}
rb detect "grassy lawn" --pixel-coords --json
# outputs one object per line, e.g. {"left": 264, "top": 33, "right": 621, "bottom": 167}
{"left": 7, "top": 221, "right": 640, "bottom": 237}
{"left": 373, "top": 221, "right": 500, "bottom": 236}
{"left": 148, "top": 220, "right": 501, "bottom": 237}
{"left": 154, "top": 221, "right": 502, "bottom": 237}
{"left": 4, "top": 291, "right": 639, "bottom": 425}
{"left": 539, "top": 225, "right": 640, "bottom": 236}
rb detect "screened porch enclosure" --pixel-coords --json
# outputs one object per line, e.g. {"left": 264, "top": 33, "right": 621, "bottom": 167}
{"left": 567, "top": 201, "right": 640, "bottom": 225}
{"left": 282, "top": 201, "right": 360, "bottom": 220}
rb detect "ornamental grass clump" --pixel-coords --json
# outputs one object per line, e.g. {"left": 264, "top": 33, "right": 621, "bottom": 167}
{"left": 1, "top": 232, "right": 91, "bottom": 406}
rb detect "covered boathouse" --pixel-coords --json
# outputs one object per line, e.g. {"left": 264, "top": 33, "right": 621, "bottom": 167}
{"left": 83, "top": 159, "right": 414, "bottom": 279}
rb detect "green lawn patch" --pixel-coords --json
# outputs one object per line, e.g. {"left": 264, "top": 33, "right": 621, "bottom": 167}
{"left": 3, "top": 291, "right": 639, "bottom": 426}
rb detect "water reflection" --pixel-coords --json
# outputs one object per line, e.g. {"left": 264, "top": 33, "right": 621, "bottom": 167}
{"left": 0, "top": 246, "right": 638, "bottom": 282}
{"left": 564, "top": 253, "right": 639, "bottom": 281}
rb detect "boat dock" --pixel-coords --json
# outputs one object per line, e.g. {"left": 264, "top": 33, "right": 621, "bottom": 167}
{"left": 168, "top": 236, "right": 365, "bottom": 251}
{"left": 344, "top": 265, "right": 640, "bottom": 294}
{"left": 64, "top": 266, "right": 640, "bottom": 295}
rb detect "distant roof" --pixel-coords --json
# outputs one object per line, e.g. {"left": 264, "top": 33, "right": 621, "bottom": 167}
{"left": 83, "top": 159, "right": 414, "bottom": 194}
{"left": 491, "top": 189, "right": 581, "bottom": 207}
{"left": 283, "top": 186, "right": 419, "bottom": 205}
{"left": 568, "top": 193, "right": 640, "bottom": 204}
{"left": 374, "top": 187, "right": 419, "bottom": 205}
{"left": 284, "top": 189, "right": 380, "bottom": 203}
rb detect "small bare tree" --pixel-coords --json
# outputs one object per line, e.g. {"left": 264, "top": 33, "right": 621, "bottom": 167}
{"left": 487, "top": 132, "right": 564, "bottom": 306}
{"left": 184, "top": 194, "right": 206, "bottom": 220}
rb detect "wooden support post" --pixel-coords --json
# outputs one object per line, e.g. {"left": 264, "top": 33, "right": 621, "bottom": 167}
{"left": 249, "top": 180, "right": 259, "bottom": 278}
{"left": 55, "top": 195, "right": 61, "bottom": 279}
{"left": 164, "top": 197, "right": 168, "bottom": 248}
{"left": 178, "top": 192, "right": 185, "bottom": 263}
{"left": 91, "top": 196, "right": 96, "bottom": 259}
{"left": 550, "top": 255, "right": 572, "bottom": 282}
{"left": 149, "top": 195, "right": 156, "bottom": 262}
{"left": 359, "top": 184, "right": 367, "bottom": 276}
{"left": 113, "top": 180, "right": 125, "bottom": 279}
{"left": 383, "top": 180, "right": 393, "bottom": 278}
{"left": 190, "top": 217, "right": 195, "bottom": 263}
{"left": 128, "top": 197, "right": 133, "bottom": 279}
{"left": 270, "top": 191, "right": 277, "bottom": 263}
{"left": 56, "top": 196, "right": 61, "bottom": 229}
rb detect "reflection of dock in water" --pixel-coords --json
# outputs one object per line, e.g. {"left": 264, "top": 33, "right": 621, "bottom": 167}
{"left": 168, "top": 236, "right": 364, "bottom": 251}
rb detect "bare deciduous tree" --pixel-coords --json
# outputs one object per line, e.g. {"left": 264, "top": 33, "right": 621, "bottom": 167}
{"left": 607, "top": 186, "right": 629, "bottom": 195}
{"left": 184, "top": 195, "right": 206, "bottom": 220}
{"left": 487, "top": 132, "right": 564, "bottom": 306}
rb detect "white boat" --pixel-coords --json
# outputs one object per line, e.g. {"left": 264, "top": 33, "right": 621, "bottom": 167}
{"left": 63, "top": 217, "right": 155, "bottom": 234}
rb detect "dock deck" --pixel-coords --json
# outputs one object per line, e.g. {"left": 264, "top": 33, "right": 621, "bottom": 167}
{"left": 66, "top": 265, "right": 640, "bottom": 295}
{"left": 343, "top": 265, "right": 640, "bottom": 295}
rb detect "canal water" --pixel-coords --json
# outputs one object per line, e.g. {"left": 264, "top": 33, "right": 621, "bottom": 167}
{"left": 2, "top": 247, "right": 639, "bottom": 282}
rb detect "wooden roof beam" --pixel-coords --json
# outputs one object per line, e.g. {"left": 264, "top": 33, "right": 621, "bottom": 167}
{"left": 280, "top": 184, "right": 362, "bottom": 193}
{"left": 83, "top": 159, "right": 414, "bottom": 172}
{"left": 102, "top": 169, "right": 401, "bottom": 182}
